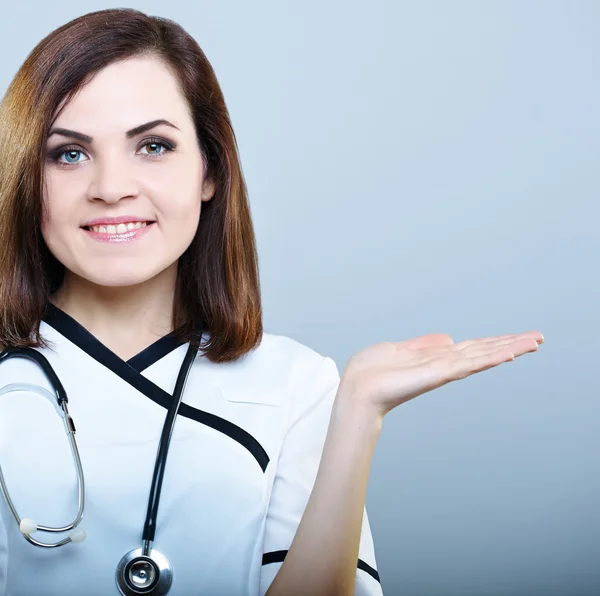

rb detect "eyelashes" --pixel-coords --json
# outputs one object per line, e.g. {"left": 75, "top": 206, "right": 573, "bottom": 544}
{"left": 47, "top": 136, "right": 177, "bottom": 168}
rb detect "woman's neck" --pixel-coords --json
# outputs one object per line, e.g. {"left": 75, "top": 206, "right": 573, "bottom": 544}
{"left": 50, "top": 264, "right": 179, "bottom": 361}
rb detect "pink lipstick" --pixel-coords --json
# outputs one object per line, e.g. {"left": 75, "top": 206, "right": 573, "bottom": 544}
{"left": 80, "top": 217, "right": 155, "bottom": 244}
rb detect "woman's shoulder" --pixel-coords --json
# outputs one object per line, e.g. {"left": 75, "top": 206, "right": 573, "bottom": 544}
{"left": 245, "top": 330, "right": 331, "bottom": 378}
{"left": 251, "top": 331, "right": 339, "bottom": 401}
{"left": 198, "top": 330, "right": 334, "bottom": 401}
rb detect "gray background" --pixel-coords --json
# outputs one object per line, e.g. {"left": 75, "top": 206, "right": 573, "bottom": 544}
{"left": 1, "top": 1, "right": 598, "bottom": 594}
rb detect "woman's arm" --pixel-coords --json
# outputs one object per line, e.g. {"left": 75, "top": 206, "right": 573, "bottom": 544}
{"left": 265, "top": 329, "right": 542, "bottom": 595}
{"left": 265, "top": 390, "right": 382, "bottom": 596}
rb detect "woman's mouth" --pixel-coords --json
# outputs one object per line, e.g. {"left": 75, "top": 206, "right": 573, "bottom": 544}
{"left": 81, "top": 221, "right": 155, "bottom": 243}
{"left": 85, "top": 221, "right": 148, "bottom": 234}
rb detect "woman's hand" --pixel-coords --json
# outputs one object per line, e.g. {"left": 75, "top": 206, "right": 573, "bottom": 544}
{"left": 338, "top": 331, "right": 544, "bottom": 420}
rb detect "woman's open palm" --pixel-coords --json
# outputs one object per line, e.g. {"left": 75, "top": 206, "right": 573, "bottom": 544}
{"left": 340, "top": 331, "right": 544, "bottom": 418}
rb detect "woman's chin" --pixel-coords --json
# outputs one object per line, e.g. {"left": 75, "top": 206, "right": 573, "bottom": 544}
{"left": 80, "top": 268, "right": 166, "bottom": 289}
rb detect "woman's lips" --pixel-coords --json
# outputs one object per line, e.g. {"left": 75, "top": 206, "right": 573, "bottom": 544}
{"left": 81, "top": 221, "right": 155, "bottom": 244}
{"left": 83, "top": 215, "right": 154, "bottom": 227}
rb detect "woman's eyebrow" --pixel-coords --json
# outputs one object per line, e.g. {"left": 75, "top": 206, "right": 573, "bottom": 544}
{"left": 47, "top": 119, "right": 181, "bottom": 143}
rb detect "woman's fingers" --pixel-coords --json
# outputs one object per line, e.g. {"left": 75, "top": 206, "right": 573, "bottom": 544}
{"left": 453, "top": 331, "right": 543, "bottom": 352}
{"left": 459, "top": 349, "right": 516, "bottom": 376}
{"left": 472, "top": 337, "right": 538, "bottom": 359}
{"left": 449, "top": 337, "right": 539, "bottom": 378}
{"left": 459, "top": 336, "right": 539, "bottom": 358}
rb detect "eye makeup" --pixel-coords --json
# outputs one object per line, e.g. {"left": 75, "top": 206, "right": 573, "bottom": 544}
{"left": 46, "top": 136, "right": 177, "bottom": 167}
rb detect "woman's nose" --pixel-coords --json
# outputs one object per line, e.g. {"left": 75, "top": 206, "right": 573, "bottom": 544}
{"left": 88, "top": 152, "right": 139, "bottom": 204}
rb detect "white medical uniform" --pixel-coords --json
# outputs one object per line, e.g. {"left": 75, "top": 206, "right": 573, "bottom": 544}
{"left": 0, "top": 304, "right": 382, "bottom": 595}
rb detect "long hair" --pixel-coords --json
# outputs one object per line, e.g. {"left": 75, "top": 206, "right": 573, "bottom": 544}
{"left": 0, "top": 8, "right": 262, "bottom": 363}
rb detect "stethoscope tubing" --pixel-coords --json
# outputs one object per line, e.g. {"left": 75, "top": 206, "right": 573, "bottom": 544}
{"left": 141, "top": 339, "right": 199, "bottom": 551}
{"left": 0, "top": 347, "right": 85, "bottom": 547}
{"left": 0, "top": 327, "right": 203, "bottom": 595}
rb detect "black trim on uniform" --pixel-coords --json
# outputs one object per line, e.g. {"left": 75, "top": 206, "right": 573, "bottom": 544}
{"left": 358, "top": 558, "right": 381, "bottom": 583}
{"left": 42, "top": 303, "right": 270, "bottom": 472}
{"left": 126, "top": 331, "right": 187, "bottom": 373}
{"left": 261, "top": 550, "right": 380, "bottom": 583}
{"left": 43, "top": 302, "right": 185, "bottom": 371}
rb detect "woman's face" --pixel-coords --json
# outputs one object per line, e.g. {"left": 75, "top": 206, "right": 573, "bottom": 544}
{"left": 42, "top": 55, "right": 215, "bottom": 288}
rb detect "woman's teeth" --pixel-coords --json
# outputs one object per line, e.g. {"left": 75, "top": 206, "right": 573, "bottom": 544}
{"left": 89, "top": 222, "right": 148, "bottom": 234}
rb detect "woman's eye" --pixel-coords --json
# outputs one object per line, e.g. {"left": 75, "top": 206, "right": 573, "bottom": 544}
{"left": 50, "top": 139, "right": 174, "bottom": 167}
{"left": 139, "top": 142, "right": 167, "bottom": 156}
{"left": 59, "top": 149, "right": 86, "bottom": 164}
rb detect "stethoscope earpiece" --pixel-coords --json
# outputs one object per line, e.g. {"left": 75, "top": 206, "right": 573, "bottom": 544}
{"left": 19, "top": 518, "right": 39, "bottom": 534}
{"left": 18, "top": 517, "right": 87, "bottom": 544}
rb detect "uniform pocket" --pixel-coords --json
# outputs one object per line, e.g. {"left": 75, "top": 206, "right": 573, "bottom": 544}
{"left": 219, "top": 385, "right": 281, "bottom": 407}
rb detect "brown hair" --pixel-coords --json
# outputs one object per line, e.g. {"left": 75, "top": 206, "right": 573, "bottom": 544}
{"left": 0, "top": 8, "right": 262, "bottom": 363}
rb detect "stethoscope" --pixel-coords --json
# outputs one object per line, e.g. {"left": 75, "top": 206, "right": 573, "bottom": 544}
{"left": 0, "top": 332, "right": 201, "bottom": 596}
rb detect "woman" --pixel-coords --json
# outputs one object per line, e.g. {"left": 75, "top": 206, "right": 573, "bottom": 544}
{"left": 0, "top": 8, "right": 543, "bottom": 596}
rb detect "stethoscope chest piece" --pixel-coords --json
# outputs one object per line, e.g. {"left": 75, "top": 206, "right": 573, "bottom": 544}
{"left": 116, "top": 547, "right": 173, "bottom": 596}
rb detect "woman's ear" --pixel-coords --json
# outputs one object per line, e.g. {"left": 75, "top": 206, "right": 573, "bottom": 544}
{"left": 201, "top": 178, "right": 216, "bottom": 202}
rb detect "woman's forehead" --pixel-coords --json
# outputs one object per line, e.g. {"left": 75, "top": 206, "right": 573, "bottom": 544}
{"left": 50, "top": 57, "right": 188, "bottom": 131}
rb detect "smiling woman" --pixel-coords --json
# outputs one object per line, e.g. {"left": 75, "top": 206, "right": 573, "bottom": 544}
{"left": 0, "top": 11, "right": 255, "bottom": 362}
{"left": 41, "top": 57, "right": 216, "bottom": 301}
{"left": 0, "top": 7, "right": 384, "bottom": 596}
